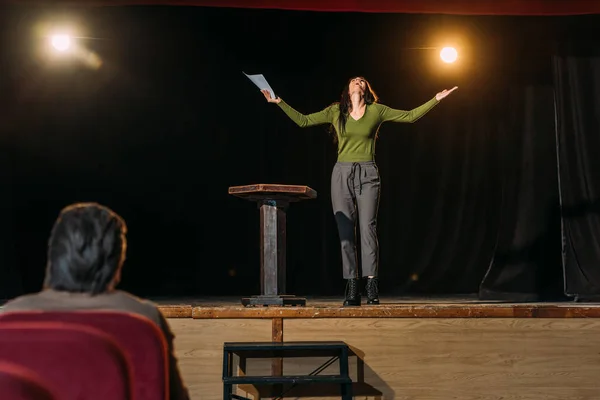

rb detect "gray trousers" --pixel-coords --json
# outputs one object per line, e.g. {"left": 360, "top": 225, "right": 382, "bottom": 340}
{"left": 331, "top": 161, "right": 380, "bottom": 279}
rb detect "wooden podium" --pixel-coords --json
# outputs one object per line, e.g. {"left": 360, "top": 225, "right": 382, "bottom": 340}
{"left": 228, "top": 184, "right": 317, "bottom": 307}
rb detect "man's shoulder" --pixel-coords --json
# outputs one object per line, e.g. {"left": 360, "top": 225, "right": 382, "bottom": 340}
{"left": 110, "top": 290, "right": 155, "bottom": 305}
{"left": 108, "top": 291, "right": 162, "bottom": 319}
{"left": 1, "top": 292, "right": 46, "bottom": 311}
{"left": 2, "top": 290, "right": 163, "bottom": 325}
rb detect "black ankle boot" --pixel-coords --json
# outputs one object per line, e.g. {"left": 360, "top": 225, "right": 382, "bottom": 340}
{"left": 343, "top": 278, "right": 361, "bottom": 307}
{"left": 366, "top": 277, "right": 380, "bottom": 305}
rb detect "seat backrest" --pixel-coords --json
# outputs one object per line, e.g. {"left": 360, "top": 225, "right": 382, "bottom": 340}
{"left": 0, "top": 321, "right": 133, "bottom": 400}
{"left": 0, "top": 361, "right": 59, "bottom": 400}
{"left": 0, "top": 311, "right": 168, "bottom": 400}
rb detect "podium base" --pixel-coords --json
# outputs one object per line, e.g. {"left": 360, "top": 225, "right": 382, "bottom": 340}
{"left": 241, "top": 295, "right": 306, "bottom": 307}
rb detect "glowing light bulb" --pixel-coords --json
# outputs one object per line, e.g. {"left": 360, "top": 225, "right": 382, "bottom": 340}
{"left": 440, "top": 47, "right": 458, "bottom": 63}
{"left": 51, "top": 34, "right": 71, "bottom": 52}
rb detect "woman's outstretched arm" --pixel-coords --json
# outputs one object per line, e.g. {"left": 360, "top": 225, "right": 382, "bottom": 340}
{"left": 262, "top": 89, "right": 333, "bottom": 128}
{"left": 378, "top": 86, "right": 458, "bottom": 124}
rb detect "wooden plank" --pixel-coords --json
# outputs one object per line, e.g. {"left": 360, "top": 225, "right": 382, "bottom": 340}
{"left": 228, "top": 184, "right": 317, "bottom": 200}
{"left": 169, "top": 317, "right": 600, "bottom": 399}
{"left": 158, "top": 304, "right": 192, "bottom": 318}
{"left": 155, "top": 298, "right": 600, "bottom": 319}
{"left": 190, "top": 304, "right": 600, "bottom": 319}
{"left": 260, "top": 202, "right": 286, "bottom": 296}
{"left": 284, "top": 318, "right": 600, "bottom": 400}
{"left": 168, "top": 319, "right": 272, "bottom": 400}
{"left": 272, "top": 318, "right": 283, "bottom": 378}
{"left": 272, "top": 318, "right": 284, "bottom": 342}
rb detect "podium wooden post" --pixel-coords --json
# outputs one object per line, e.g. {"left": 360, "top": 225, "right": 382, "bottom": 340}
{"left": 228, "top": 184, "right": 317, "bottom": 307}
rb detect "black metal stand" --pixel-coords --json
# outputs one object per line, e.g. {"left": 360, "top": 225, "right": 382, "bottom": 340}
{"left": 222, "top": 341, "right": 353, "bottom": 400}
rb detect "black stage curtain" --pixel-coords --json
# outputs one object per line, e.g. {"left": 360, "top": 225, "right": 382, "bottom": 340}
{"left": 0, "top": 7, "right": 594, "bottom": 300}
{"left": 479, "top": 86, "right": 563, "bottom": 301}
{"left": 553, "top": 52, "right": 600, "bottom": 300}
{"left": 357, "top": 86, "right": 503, "bottom": 295}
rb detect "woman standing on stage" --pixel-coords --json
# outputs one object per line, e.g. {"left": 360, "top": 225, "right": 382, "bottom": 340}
{"left": 262, "top": 77, "right": 457, "bottom": 306}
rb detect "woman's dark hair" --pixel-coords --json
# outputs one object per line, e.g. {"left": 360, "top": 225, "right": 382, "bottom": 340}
{"left": 44, "top": 202, "right": 128, "bottom": 295}
{"left": 335, "top": 76, "right": 379, "bottom": 136}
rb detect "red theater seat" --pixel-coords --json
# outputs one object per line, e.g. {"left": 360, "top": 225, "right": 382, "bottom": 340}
{"left": 0, "top": 311, "right": 168, "bottom": 400}
{"left": 0, "top": 361, "right": 59, "bottom": 400}
{"left": 0, "top": 322, "right": 133, "bottom": 400}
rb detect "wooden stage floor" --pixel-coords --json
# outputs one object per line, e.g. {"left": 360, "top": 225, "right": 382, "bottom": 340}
{"left": 4, "top": 295, "right": 600, "bottom": 398}
{"left": 154, "top": 295, "right": 600, "bottom": 319}
{"left": 160, "top": 296, "right": 600, "bottom": 399}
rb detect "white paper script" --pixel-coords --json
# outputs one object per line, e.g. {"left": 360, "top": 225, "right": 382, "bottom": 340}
{"left": 243, "top": 72, "right": 276, "bottom": 99}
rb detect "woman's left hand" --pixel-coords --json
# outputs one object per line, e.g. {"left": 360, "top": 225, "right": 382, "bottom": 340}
{"left": 435, "top": 86, "right": 458, "bottom": 101}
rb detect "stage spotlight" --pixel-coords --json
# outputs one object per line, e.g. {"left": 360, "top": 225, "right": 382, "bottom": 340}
{"left": 50, "top": 34, "right": 72, "bottom": 52}
{"left": 440, "top": 47, "right": 458, "bottom": 63}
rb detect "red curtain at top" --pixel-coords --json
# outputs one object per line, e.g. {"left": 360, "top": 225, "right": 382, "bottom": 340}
{"left": 2, "top": 0, "right": 600, "bottom": 15}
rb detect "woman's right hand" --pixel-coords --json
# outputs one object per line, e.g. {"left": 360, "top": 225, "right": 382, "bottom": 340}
{"left": 261, "top": 89, "right": 281, "bottom": 104}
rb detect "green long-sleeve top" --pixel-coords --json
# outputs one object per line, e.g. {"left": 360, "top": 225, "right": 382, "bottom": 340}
{"left": 277, "top": 97, "right": 439, "bottom": 162}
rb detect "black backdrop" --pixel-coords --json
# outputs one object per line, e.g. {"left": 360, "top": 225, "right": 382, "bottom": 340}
{"left": 0, "top": 6, "right": 599, "bottom": 300}
{"left": 554, "top": 50, "right": 600, "bottom": 300}
{"left": 479, "top": 85, "right": 563, "bottom": 301}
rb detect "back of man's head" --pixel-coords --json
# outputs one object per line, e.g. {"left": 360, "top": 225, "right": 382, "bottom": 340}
{"left": 44, "top": 202, "right": 128, "bottom": 295}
